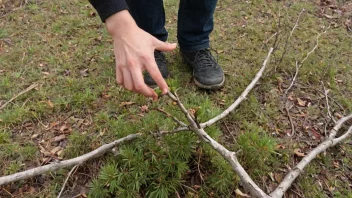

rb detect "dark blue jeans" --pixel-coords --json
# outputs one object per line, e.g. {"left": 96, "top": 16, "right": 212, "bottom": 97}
{"left": 126, "top": 0, "right": 218, "bottom": 51}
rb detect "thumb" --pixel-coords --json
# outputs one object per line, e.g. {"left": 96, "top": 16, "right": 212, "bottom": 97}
{"left": 154, "top": 39, "right": 177, "bottom": 52}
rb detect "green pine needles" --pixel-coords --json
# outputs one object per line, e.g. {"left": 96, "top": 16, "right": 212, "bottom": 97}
{"left": 86, "top": 90, "right": 280, "bottom": 197}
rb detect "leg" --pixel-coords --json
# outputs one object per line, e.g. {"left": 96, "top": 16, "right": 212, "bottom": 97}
{"left": 126, "top": 0, "right": 168, "bottom": 41}
{"left": 178, "top": 0, "right": 224, "bottom": 90}
{"left": 177, "top": 0, "right": 218, "bottom": 51}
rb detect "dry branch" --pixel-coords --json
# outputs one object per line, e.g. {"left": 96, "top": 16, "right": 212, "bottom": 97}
{"left": 270, "top": 114, "right": 352, "bottom": 198}
{"left": 321, "top": 81, "right": 337, "bottom": 123}
{"left": 168, "top": 91, "right": 270, "bottom": 198}
{"left": 57, "top": 165, "right": 79, "bottom": 198}
{"left": 155, "top": 108, "right": 187, "bottom": 127}
{"left": 278, "top": 9, "right": 305, "bottom": 64}
{"left": 0, "top": 83, "right": 38, "bottom": 110}
{"left": 201, "top": 47, "right": 274, "bottom": 128}
{"left": 0, "top": 134, "right": 140, "bottom": 186}
{"left": 285, "top": 28, "right": 328, "bottom": 94}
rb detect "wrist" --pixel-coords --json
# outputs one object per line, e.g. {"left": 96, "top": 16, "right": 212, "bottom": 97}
{"left": 106, "top": 10, "right": 137, "bottom": 37}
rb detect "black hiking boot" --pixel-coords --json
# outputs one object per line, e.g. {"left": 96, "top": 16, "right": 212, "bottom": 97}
{"left": 181, "top": 49, "right": 225, "bottom": 90}
{"left": 144, "top": 50, "right": 170, "bottom": 88}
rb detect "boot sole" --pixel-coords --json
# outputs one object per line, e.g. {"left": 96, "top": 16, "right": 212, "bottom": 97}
{"left": 193, "top": 73, "right": 225, "bottom": 90}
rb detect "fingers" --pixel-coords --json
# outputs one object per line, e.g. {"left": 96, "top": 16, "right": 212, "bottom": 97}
{"left": 130, "top": 68, "right": 157, "bottom": 100}
{"left": 119, "top": 63, "right": 158, "bottom": 100}
{"left": 145, "top": 58, "right": 168, "bottom": 94}
{"left": 116, "top": 67, "right": 123, "bottom": 85}
{"left": 121, "top": 68, "right": 134, "bottom": 91}
{"left": 153, "top": 39, "right": 177, "bottom": 52}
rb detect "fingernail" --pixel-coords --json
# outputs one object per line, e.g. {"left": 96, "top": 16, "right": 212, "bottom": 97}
{"left": 163, "top": 88, "right": 168, "bottom": 94}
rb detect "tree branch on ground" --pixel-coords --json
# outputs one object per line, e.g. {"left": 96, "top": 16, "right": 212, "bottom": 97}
{"left": 278, "top": 9, "right": 305, "bottom": 65}
{"left": 285, "top": 27, "right": 328, "bottom": 94}
{"left": 0, "top": 83, "right": 38, "bottom": 110}
{"left": 0, "top": 42, "right": 351, "bottom": 198}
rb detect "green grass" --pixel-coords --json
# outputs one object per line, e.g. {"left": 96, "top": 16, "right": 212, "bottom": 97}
{"left": 1, "top": 0, "right": 351, "bottom": 197}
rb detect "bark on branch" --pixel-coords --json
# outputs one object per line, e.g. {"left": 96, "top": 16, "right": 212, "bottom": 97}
{"left": 0, "top": 134, "right": 140, "bottom": 186}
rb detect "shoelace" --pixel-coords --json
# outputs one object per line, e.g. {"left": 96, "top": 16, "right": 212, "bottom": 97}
{"left": 194, "top": 49, "right": 217, "bottom": 69}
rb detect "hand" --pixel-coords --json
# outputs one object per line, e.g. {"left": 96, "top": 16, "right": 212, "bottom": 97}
{"left": 106, "top": 11, "right": 177, "bottom": 100}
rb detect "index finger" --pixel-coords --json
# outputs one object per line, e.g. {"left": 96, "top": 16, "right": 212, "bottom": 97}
{"left": 145, "top": 58, "right": 169, "bottom": 94}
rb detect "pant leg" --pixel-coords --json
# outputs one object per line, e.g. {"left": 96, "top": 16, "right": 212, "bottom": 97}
{"left": 177, "top": 0, "right": 218, "bottom": 51}
{"left": 126, "top": 0, "right": 168, "bottom": 41}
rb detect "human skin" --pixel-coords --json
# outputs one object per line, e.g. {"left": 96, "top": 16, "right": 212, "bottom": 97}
{"left": 105, "top": 10, "right": 177, "bottom": 100}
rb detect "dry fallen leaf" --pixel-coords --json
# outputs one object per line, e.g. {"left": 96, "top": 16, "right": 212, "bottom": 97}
{"left": 324, "top": 14, "right": 338, "bottom": 19}
{"left": 333, "top": 161, "right": 339, "bottom": 168}
{"left": 50, "top": 146, "right": 62, "bottom": 155}
{"left": 89, "top": 11, "right": 96, "bottom": 17}
{"left": 193, "top": 185, "right": 201, "bottom": 190}
{"left": 47, "top": 100, "right": 54, "bottom": 108}
{"left": 119, "top": 101, "right": 135, "bottom": 107}
{"left": 31, "top": 134, "right": 39, "bottom": 139}
{"left": 57, "top": 149, "right": 64, "bottom": 157}
{"left": 80, "top": 69, "right": 89, "bottom": 77}
{"left": 296, "top": 98, "right": 306, "bottom": 107}
{"left": 294, "top": 148, "right": 305, "bottom": 157}
{"left": 276, "top": 144, "right": 286, "bottom": 149}
{"left": 140, "top": 105, "right": 149, "bottom": 112}
{"left": 59, "top": 124, "right": 72, "bottom": 133}
{"left": 51, "top": 134, "right": 66, "bottom": 142}
{"left": 309, "top": 127, "right": 322, "bottom": 140}
{"left": 235, "top": 188, "right": 250, "bottom": 197}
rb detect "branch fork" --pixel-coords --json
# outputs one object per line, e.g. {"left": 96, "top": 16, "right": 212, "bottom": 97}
{"left": 1, "top": 45, "right": 351, "bottom": 198}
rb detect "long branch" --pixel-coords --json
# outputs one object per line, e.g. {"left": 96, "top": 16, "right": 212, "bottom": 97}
{"left": 201, "top": 47, "right": 274, "bottom": 128}
{"left": 0, "top": 133, "right": 140, "bottom": 186}
{"left": 0, "top": 125, "right": 191, "bottom": 186}
{"left": 270, "top": 114, "right": 352, "bottom": 198}
{"left": 168, "top": 91, "right": 270, "bottom": 198}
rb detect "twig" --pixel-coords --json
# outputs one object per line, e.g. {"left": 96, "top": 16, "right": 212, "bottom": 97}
{"left": 272, "top": 8, "right": 281, "bottom": 50}
{"left": 321, "top": 81, "right": 337, "bottom": 123}
{"left": 157, "top": 126, "right": 189, "bottom": 136}
{"left": 0, "top": 83, "right": 38, "bottom": 110}
{"left": 181, "top": 184, "right": 197, "bottom": 193}
{"left": 0, "top": 187, "right": 13, "bottom": 196}
{"left": 261, "top": 32, "right": 278, "bottom": 50}
{"left": 201, "top": 47, "right": 274, "bottom": 128}
{"left": 57, "top": 165, "right": 79, "bottom": 198}
{"left": 278, "top": 9, "right": 305, "bottom": 65}
{"left": 284, "top": 60, "right": 299, "bottom": 94}
{"left": 197, "top": 147, "right": 204, "bottom": 183}
{"left": 270, "top": 114, "right": 352, "bottom": 198}
{"left": 155, "top": 108, "right": 187, "bottom": 127}
{"left": 285, "top": 28, "right": 328, "bottom": 94}
{"left": 285, "top": 105, "right": 295, "bottom": 137}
